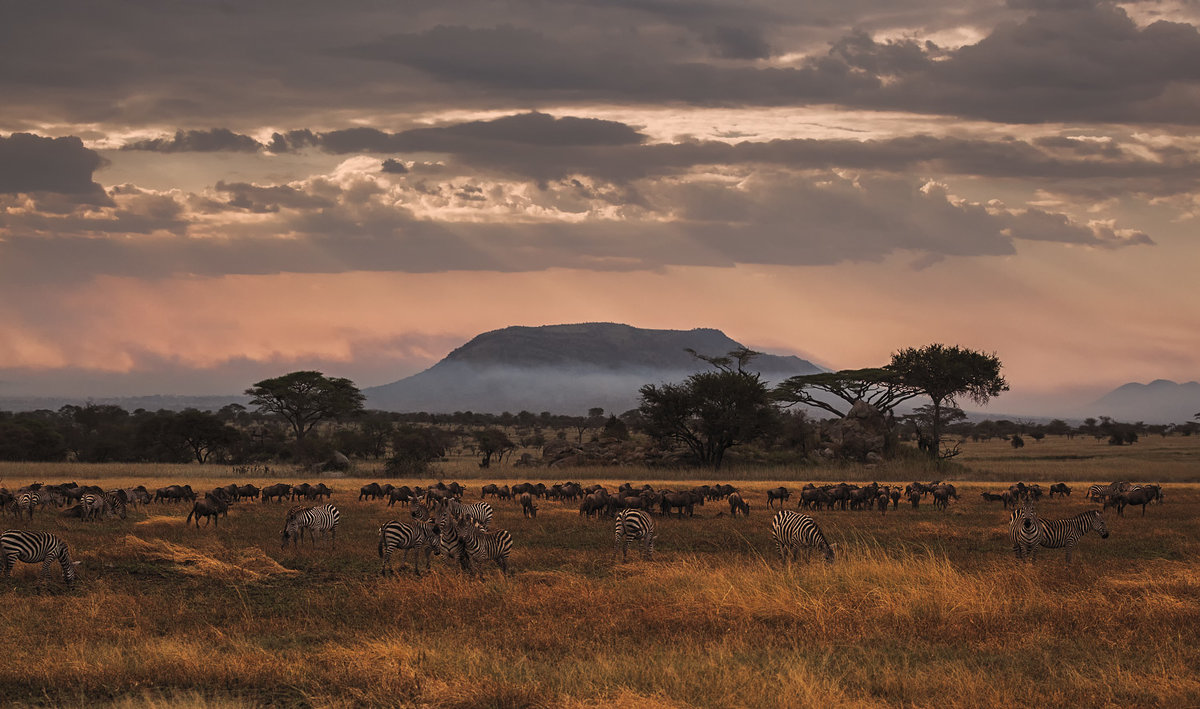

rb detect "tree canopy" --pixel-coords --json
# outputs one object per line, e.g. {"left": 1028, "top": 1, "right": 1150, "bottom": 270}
{"left": 637, "top": 349, "right": 777, "bottom": 469}
{"left": 244, "top": 371, "right": 365, "bottom": 441}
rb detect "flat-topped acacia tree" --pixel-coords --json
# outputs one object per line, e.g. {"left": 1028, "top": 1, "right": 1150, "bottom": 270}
{"left": 245, "top": 371, "right": 365, "bottom": 441}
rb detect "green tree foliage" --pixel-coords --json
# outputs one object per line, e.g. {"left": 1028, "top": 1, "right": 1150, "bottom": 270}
{"left": 473, "top": 428, "right": 515, "bottom": 468}
{"left": 890, "top": 344, "right": 1008, "bottom": 460}
{"left": 0, "top": 414, "right": 68, "bottom": 461}
{"left": 774, "top": 367, "right": 921, "bottom": 418}
{"left": 385, "top": 425, "right": 450, "bottom": 477}
{"left": 172, "top": 409, "right": 242, "bottom": 463}
{"left": 244, "top": 371, "right": 364, "bottom": 441}
{"left": 637, "top": 350, "right": 778, "bottom": 469}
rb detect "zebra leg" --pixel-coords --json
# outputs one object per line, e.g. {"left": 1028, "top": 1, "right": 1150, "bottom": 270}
{"left": 644, "top": 535, "right": 654, "bottom": 560}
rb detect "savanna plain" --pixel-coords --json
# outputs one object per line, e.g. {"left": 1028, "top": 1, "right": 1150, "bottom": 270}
{"left": 2, "top": 435, "right": 1199, "bottom": 708}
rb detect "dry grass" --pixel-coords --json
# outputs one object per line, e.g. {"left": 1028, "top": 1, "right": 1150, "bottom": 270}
{"left": 2, "top": 440, "right": 1200, "bottom": 707}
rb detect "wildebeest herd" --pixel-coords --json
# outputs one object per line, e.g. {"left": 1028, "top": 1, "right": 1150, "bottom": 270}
{"left": 0, "top": 475, "right": 1166, "bottom": 586}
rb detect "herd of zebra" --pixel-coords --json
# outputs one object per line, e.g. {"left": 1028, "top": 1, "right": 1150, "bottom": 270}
{"left": 0, "top": 476, "right": 1170, "bottom": 586}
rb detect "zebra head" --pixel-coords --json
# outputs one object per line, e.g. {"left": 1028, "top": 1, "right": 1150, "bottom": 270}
{"left": 1014, "top": 501, "right": 1038, "bottom": 531}
{"left": 1090, "top": 511, "right": 1110, "bottom": 539}
{"left": 822, "top": 542, "right": 837, "bottom": 564}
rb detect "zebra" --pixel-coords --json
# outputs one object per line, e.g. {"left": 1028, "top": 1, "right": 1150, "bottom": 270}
{"left": 1037, "top": 510, "right": 1109, "bottom": 562}
{"left": 80, "top": 493, "right": 110, "bottom": 522}
{"left": 415, "top": 499, "right": 494, "bottom": 531}
{"left": 16, "top": 492, "right": 38, "bottom": 521}
{"left": 377, "top": 520, "right": 441, "bottom": 576}
{"left": 433, "top": 500, "right": 470, "bottom": 571}
{"left": 614, "top": 509, "right": 656, "bottom": 561}
{"left": 282, "top": 504, "right": 340, "bottom": 549}
{"left": 770, "top": 510, "right": 834, "bottom": 565}
{"left": 1, "top": 530, "right": 77, "bottom": 585}
{"left": 1009, "top": 501, "right": 1042, "bottom": 561}
{"left": 454, "top": 516, "right": 514, "bottom": 576}
{"left": 1086, "top": 485, "right": 1107, "bottom": 502}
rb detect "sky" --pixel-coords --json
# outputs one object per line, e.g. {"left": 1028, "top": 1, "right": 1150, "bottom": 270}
{"left": 2, "top": 0, "right": 1199, "bottom": 416}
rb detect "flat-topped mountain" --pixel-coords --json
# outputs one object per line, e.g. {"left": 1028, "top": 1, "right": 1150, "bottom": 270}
{"left": 364, "top": 323, "right": 824, "bottom": 414}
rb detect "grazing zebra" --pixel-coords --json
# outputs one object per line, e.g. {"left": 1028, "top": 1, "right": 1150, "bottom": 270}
{"left": 377, "top": 520, "right": 441, "bottom": 576}
{"left": 80, "top": 493, "right": 110, "bottom": 522}
{"left": 614, "top": 509, "right": 656, "bottom": 561}
{"left": 416, "top": 499, "right": 494, "bottom": 530}
{"left": 1086, "top": 485, "right": 1107, "bottom": 502}
{"left": 282, "top": 504, "right": 340, "bottom": 549}
{"left": 770, "top": 510, "right": 834, "bottom": 565}
{"left": 1, "top": 530, "right": 77, "bottom": 585}
{"left": 1009, "top": 501, "right": 1042, "bottom": 561}
{"left": 1037, "top": 510, "right": 1109, "bottom": 562}
{"left": 16, "top": 492, "right": 38, "bottom": 521}
{"left": 455, "top": 516, "right": 514, "bottom": 576}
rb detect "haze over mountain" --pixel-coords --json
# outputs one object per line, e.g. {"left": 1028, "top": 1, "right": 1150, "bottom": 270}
{"left": 363, "top": 322, "right": 824, "bottom": 414}
{"left": 1088, "top": 380, "right": 1200, "bottom": 425}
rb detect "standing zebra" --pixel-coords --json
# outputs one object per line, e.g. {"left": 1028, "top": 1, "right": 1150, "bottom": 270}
{"left": 455, "top": 516, "right": 514, "bottom": 576}
{"left": 80, "top": 493, "right": 110, "bottom": 522}
{"left": 16, "top": 492, "right": 38, "bottom": 521}
{"left": 282, "top": 504, "right": 340, "bottom": 549}
{"left": 377, "top": 520, "right": 441, "bottom": 576}
{"left": 614, "top": 509, "right": 656, "bottom": 561}
{"left": 1009, "top": 501, "right": 1042, "bottom": 561}
{"left": 416, "top": 499, "right": 494, "bottom": 531}
{"left": 770, "top": 510, "right": 835, "bottom": 565}
{"left": 1, "top": 530, "right": 77, "bottom": 585}
{"left": 1037, "top": 510, "right": 1109, "bottom": 562}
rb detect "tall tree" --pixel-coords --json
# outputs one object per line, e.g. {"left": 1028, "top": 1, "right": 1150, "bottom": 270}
{"left": 637, "top": 350, "right": 778, "bottom": 469}
{"left": 774, "top": 367, "right": 922, "bottom": 418}
{"left": 244, "top": 371, "right": 364, "bottom": 441}
{"left": 889, "top": 344, "right": 1008, "bottom": 459}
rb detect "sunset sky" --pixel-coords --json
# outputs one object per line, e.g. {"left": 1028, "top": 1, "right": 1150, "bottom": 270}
{"left": 2, "top": 0, "right": 1199, "bottom": 416}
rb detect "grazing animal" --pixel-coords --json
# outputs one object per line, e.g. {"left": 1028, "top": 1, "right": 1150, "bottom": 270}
{"left": 1, "top": 530, "right": 77, "bottom": 586}
{"left": 766, "top": 487, "right": 790, "bottom": 509}
{"left": 1049, "top": 483, "right": 1072, "bottom": 498}
{"left": 16, "top": 492, "right": 38, "bottom": 521}
{"left": 359, "top": 483, "right": 383, "bottom": 501}
{"left": 980, "top": 492, "right": 1005, "bottom": 503}
{"left": 1009, "top": 501, "right": 1042, "bottom": 561}
{"left": 728, "top": 491, "right": 750, "bottom": 517}
{"left": 186, "top": 493, "right": 229, "bottom": 527}
{"left": 1111, "top": 487, "right": 1157, "bottom": 517}
{"left": 1037, "top": 510, "right": 1109, "bottom": 562}
{"left": 454, "top": 516, "right": 514, "bottom": 576}
{"left": 377, "top": 520, "right": 441, "bottom": 576}
{"left": 80, "top": 493, "right": 113, "bottom": 522}
{"left": 614, "top": 509, "right": 656, "bottom": 561}
{"left": 435, "top": 499, "right": 493, "bottom": 530}
{"left": 261, "top": 484, "right": 292, "bottom": 503}
{"left": 520, "top": 492, "right": 538, "bottom": 518}
{"left": 282, "top": 504, "right": 340, "bottom": 549}
{"left": 770, "top": 511, "right": 834, "bottom": 565}
{"left": 1086, "top": 484, "right": 1107, "bottom": 502}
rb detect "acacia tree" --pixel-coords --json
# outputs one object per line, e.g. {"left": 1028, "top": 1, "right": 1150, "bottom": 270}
{"left": 774, "top": 367, "right": 922, "bottom": 418}
{"left": 890, "top": 344, "right": 1008, "bottom": 460}
{"left": 637, "top": 349, "right": 778, "bottom": 469}
{"left": 245, "top": 371, "right": 365, "bottom": 441}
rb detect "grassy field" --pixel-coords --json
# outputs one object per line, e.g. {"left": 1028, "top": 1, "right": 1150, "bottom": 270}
{"left": 1, "top": 437, "right": 1199, "bottom": 707}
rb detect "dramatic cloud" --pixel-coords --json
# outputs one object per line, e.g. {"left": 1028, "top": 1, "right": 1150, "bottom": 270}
{"left": 0, "top": 133, "right": 106, "bottom": 195}
{"left": 123, "top": 129, "right": 262, "bottom": 153}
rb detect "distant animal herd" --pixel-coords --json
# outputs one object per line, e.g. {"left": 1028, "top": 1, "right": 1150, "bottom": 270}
{"left": 0, "top": 476, "right": 1167, "bottom": 586}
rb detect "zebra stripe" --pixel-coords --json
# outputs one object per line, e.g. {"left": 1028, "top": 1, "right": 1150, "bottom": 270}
{"left": 1009, "top": 501, "right": 1042, "bottom": 561}
{"left": 1, "top": 530, "right": 77, "bottom": 585}
{"left": 770, "top": 510, "right": 834, "bottom": 565}
{"left": 444, "top": 499, "right": 493, "bottom": 530}
{"left": 614, "top": 509, "right": 656, "bottom": 561}
{"left": 1037, "top": 510, "right": 1109, "bottom": 562}
{"left": 455, "top": 517, "right": 513, "bottom": 576}
{"left": 16, "top": 493, "right": 38, "bottom": 521}
{"left": 282, "top": 504, "right": 340, "bottom": 548}
{"left": 81, "top": 493, "right": 110, "bottom": 522}
{"left": 1086, "top": 485, "right": 1107, "bottom": 502}
{"left": 377, "top": 520, "right": 440, "bottom": 576}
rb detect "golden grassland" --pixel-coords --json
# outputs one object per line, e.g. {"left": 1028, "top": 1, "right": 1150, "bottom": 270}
{"left": 1, "top": 436, "right": 1199, "bottom": 707}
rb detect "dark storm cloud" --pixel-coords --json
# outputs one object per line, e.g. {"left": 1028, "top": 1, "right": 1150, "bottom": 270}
{"left": 0, "top": 133, "right": 107, "bottom": 195}
{"left": 349, "top": 25, "right": 879, "bottom": 104}
{"left": 123, "top": 129, "right": 263, "bottom": 153}
{"left": 0, "top": 170, "right": 1150, "bottom": 285}
{"left": 381, "top": 159, "right": 409, "bottom": 174}
{"left": 213, "top": 181, "right": 336, "bottom": 213}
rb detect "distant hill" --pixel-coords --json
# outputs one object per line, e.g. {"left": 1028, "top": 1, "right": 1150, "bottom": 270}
{"left": 0, "top": 394, "right": 248, "bottom": 414}
{"left": 1090, "top": 379, "right": 1200, "bottom": 424}
{"left": 364, "top": 323, "right": 824, "bottom": 414}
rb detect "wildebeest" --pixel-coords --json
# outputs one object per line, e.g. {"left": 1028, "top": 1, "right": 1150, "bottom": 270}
{"left": 387, "top": 485, "right": 415, "bottom": 507}
{"left": 154, "top": 485, "right": 196, "bottom": 504}
{"left": 186, "top": 492, "right": 230, "bottom": 527}
{"left": 728, "top": 491, "right": 750, "bottom": 517}
{"left": 261, "top": 483, "right": 292, "bottom": 503}
{"left": 359, "top": 483, "right": 383, "bottom": 501}
{"left": 1109, "top": 487, "right": 1157, "bottom": 517}
{"left": 520, "top": 492, "right": 538, "bottom": 518}
{"left": 1049, "top": 483, "right": 1072, "bottom": 498}
{"left": 235, "top": 484, "right": 259, "bottom": 502}
{"left": 480, "top": 484, "right": 501, "bottom": 499}
{"left": 661, "top": 491, "right": 700, "bottom": 518}
{"left": 981, "top": 492, "right": 1005, "bottom": 503}
{"left": 766, "top": 487, "right": 790, "bottom": 509}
